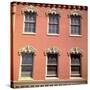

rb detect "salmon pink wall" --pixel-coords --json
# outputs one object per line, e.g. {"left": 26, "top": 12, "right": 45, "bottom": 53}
{"left": 11, "top": 3, "right": 88, "bottom": 81}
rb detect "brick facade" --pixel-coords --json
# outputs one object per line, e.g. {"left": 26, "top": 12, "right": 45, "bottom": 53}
{"left": 11, "top": 1, "right": 88, "bottom": 88}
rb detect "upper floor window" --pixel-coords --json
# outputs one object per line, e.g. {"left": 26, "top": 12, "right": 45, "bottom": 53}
{"left": 48, "top": 14, "right": 59, "bottom": 34}
{"left": 70, "top": 15, "right": 81, "bottom": 35}
{"left": 24, "top": 12, "right": 36, "bottom": 33}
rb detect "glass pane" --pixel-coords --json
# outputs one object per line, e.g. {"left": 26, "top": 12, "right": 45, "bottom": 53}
{"left": 21, "top": 65, "right": 32, "bottom": 77}
{"left": 75, "top": 26, "right": 80, "bottom": 34}
{"left": 49, "top": 24, "right": 53, "bottom": 33}
{"left": 71, "top": 66, "right": 80, "bottom": 74}
{"left": 30, "top": 23, "right": 35, "bottom": 32}
{"left": 47, "top": 66, "right": 57, "bottom": 76}
{"left": 54, "top": 25, "right": 58, "bottom": 33}
{"left": 47, "top": 54, "right": 57, "bottom": 64}
{"left": 25, "top": 22, "right": 30, "bottom": 32}
{"left": 22, "top": 65, "right": 32, "bottom": 72}
{"left": 49, "top": 24, "right": 58, "bottom": 34}
{"left": 71, "top": 54, "right": 80, "bottom": 64}
{"left": 71, "top": 16, "right": 80, "bottom": 25}
{"left": 25, "top": 13, "right": 36, "bottom": 22}
{"left": 22, "top": 54, "right": 33, "bottom": 64}
{"left": 71, "top": 25, "right": 80, "bottom": 35}
{"left": 49, "top": 14, "right": 59, "bottom": 24}
{"left": 25, "top": 22, "right": 35, "bottom": 32}
{"left": 21, "top": 72, "right": 32, "bottom": 77}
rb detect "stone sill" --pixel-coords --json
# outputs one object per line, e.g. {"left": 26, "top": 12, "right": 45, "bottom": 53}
{"left": 11, "top": 79, "right": 87, "bottom": 88}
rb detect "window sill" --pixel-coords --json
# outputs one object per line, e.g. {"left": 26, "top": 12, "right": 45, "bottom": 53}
{"left": 22, "top": 32, "right": 36, "bottom": 35}
{"left": 69, "top": 34, "right": 82, "bottom": 37}
{"left": 70, "top": 77, "right": 83, "bottom": 80}
{"left": 47, "top": 33, "right": 59, "bottom": 36}
{"left": 19, "top": 77, "right": 33, "bottom": 81}
{"left": 46, "top": 77, "right": 59, "bottom": 80}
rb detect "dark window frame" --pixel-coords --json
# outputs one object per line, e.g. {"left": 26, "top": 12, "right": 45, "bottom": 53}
{"left": 24, "top": 12, "right": 36, "bottom": 33}
{"left": 70, "top": 54, "right": 81, "bottom": 77}
{"left": 48, "top": 14, "right": 59, "bottom": 34}
{"left": 46, "top": 53, "right": 58, "bottom": 77}
{"left": 70, "top": 15, "right": 81, "bottom": 35}
{"left": 21, "top": 53, "right": 34, "bottom": 78}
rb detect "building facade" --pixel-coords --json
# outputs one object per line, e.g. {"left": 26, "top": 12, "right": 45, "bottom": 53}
{"left": 11, "top": 1, "right": 88, "bottom": 88}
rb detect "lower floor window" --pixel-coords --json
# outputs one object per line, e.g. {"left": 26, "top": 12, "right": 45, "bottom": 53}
{"left": 71, "top": 54, "right": 81, "bottom": 77}
{"left": 47, "top": 54, "right": 58, "bottom": 77}
{"left": 21, "top": 53, "right": 33, "bottom": 78}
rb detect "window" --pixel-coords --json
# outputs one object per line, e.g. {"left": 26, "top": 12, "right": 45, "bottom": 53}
{"left": 21, "top": 53, "right": 33, "bottom": 77}
{"left": 47, "top": 54, "right": 58, "bottom": 77}
{"left": 71, "top": 54, "right": 81, "bottom": 77}
{"left": 48, "top": 14, "right": 59, "bottom": 34}
{"left": 24, "top": 12, "right": 36, "bottom": 33}
{"left": 70, "top": 15, "right": 80, "bottom": 35}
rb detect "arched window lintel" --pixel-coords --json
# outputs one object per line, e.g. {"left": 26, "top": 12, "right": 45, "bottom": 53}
{"left": 45, "top": 47, "right": 60, "bottom": 56}
{"left": 18, "top": 45, "right": 36, "bottom": 55}
{"left": 46, "top": 8, "right": 60, "bottom": 16}
{"left": 68, "top": 47, "right": 83, "bottom": 56}
{"left": 21, "top": 5, "right": 37, "bottom": 14}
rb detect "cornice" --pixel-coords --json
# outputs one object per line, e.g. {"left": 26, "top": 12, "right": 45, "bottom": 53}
{"left": 11, "top": 1, "right": 88, "bottom": 11}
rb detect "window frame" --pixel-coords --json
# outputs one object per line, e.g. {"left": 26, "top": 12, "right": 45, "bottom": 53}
{"left": 69, "top": 15, "right": 82, "bottom": 37}
{"left": 47, "top": 14, "right": 59, "bottom": 36}
{"left": 19, "top": 53, "right": 34, "bottom": 80}
{"left": 46, "top": 53, "right": 59, "bottom": 79}
{"left": 70, "top": 54, "right": 81, "bottom": 78}
{"left": 22, "top": 12, "right": 36, "bottom": 35}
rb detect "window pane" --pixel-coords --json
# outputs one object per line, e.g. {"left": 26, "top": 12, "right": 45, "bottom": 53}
{"left": 71, "top": 16, "right": 80, "bottom": 35}
{"left": 47, "top": 53, "right": 58, "bottom": 77}
{"left": 71, "top": 25, "right": 80, "bottom": 35}
{"left": 30, "top": 23, "right": 35, "bottom": 32}
{"left": 25, "top": 12, "right": 36, "bottom": 32}
{"left": 49, "top": 14, "right": 59, "bottom": 34}
{"left": 21, "top": 65, "right": 32, "bottom": 77}
{"left": 47, "top": 66, "right": 57, "bottom": 76}
{"left": 71, "top": 16, "right": 80, "bottom": 25}
{"left": 25, "top": 13, "right": 36, "bottom": 22}
{"left": 71, "top": 54, "right": 80, "bottom": 64}
{"left": 71, "top": 66, "right": 80, "bottom": 74}
{"left": 22, "top": 54, "right": 33, "bottom": 64}
{"left": 25, "top": 23, "right": 35, "bottom": 32}
{"left": 25, "top": 22, "right": 30, "bottom": 32}
{"left": 47, "top": 54, "right": 57, "bottom": 64}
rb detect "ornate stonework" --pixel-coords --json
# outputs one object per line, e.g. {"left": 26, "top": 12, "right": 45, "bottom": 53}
{"left": 47, "top": 8, "right": 60, "bottom": 15}
{"left": 69, "top": 47, "right": 82, "bottom": 54}
{"left": 46, "top": 47, "right": 59, "bottom": 54}
{"left": 18, "top": 45, "right": 35, "bottom": 55}
{"left": 22, "top": 5, "right": 37, "bottom": 14}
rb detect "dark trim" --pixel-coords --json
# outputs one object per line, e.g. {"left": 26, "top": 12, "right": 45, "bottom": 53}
{"left": 11, "top": 1, "right": 88, "bottom": 11}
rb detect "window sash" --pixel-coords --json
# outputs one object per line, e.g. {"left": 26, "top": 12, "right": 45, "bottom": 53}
{"left": 47, "top": 54, "right": 58, "bottom": 77}
{"left": 71, "top": 16, "right": 80, "bottom": 35}
{"left": 71, "top": 25, "right": 80, "bottom": 35}
{"left": 24, "top": 12, "right": 36, "bottom": 33}
{"left": 21, "top": 53, "right": 33, "bottom": 77}
{"left": 48, "top": 14, "right": 59, "bottom": 34}
{"left": 25, "top": 22, "right": 35, "bottom": 32}
{"left": 47, "top": 65, "right": 58, "bottom": 77}
{"left": 71, "top": 54, "right": 81, "bottom": 77}
{"left": 71, "top": 54, "right": 80, "bottom": 65}
{"left": 21, "top": 65, "right": 33, "bottom": 77}
{"left": 71, "top": 66, "right": 81, "bottom": 77}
